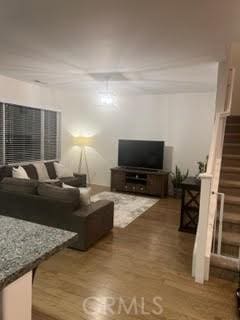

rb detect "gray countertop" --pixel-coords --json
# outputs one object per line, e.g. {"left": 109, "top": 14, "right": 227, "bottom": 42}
{"left": 0, "top": 216, "right": 78, "bottom": 290}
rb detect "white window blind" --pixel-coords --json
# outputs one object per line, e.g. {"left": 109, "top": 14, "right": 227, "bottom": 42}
{"left": 0, "top": 103, "right": 61, "bottom": 165}
{"left": 44, "top": 110, "right": 58, "bottom": 160}
{"left": 5, "top": 104, "right": 42, "bottom": 163}
{"left": 0, "top": 103, "right": 3, "bottom": 165}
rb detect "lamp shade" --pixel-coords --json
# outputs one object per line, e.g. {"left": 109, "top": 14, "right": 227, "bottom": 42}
{"left": 73, "top": 136, "right": 92, "bottom": 146}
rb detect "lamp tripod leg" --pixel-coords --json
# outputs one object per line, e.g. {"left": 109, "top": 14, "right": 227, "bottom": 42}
{"left": 83, "top": 147, "right": 91, "bottom": 186}
{"left": 78, "top": 148, "right": 83, "bottom": 173}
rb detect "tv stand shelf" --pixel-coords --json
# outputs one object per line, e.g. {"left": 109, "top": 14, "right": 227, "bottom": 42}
{"left": 111, "top": 167, "right": 169, "bottom": 197}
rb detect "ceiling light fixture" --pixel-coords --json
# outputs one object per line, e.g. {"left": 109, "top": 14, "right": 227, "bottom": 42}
{"left": 98, "top": 79, "right": 118, "bottom": 110}
{"left": 100, "top": 93, "right": 114, "bottom": 106}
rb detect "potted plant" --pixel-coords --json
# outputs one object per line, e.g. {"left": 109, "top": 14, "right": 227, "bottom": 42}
{"left": 196, "top": 156, "right": 208, "bottom": 179}
{"left": 171, "top": 165, "right": 189, "bottom": 198}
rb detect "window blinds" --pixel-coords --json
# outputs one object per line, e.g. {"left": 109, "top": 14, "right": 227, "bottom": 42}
{"left": 44, "top": 110, "right": 57, "bottom": 160}
{"left": 0, "top": 103, "right": 3, "bottom": 165}
{"left": 5, "top": 104, "right": 42, "bottom": 163}
{"left": 0, "top": 103, "right": 60, "bottom": 165}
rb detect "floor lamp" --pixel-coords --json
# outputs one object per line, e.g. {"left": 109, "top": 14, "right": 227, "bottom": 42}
{"left": 74, "top": 136, "right": 92, "bottom": 185}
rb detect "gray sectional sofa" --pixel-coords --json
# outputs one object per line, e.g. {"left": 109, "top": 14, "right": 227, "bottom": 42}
{"left": 0, "top": 162, "right": 114, "bottom": 250}
{"left": 0, "top": 161, "right": 83, "bottom": 187}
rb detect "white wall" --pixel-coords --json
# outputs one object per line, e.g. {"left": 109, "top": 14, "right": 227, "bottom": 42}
{"left": 215, "top": 60, "right": 228, "bottom": 114}
{"left": 227, "top": 43, "right": 240, "bottom": 115}
{"left": 0, "top": 74, "right": 216, "bottom": 187}
{"left": 54, "top": 91, "right": 216, "bottom": 186}
{"left": 167, "top": 94, "right": 215, "bottom": 175}
{"left": 0, "top": 74, "right": 58, "bottom": 110}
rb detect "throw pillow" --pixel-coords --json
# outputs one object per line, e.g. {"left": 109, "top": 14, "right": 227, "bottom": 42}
{"left": 12, "top": 166, "right": 29, "bottom": 179}
{"left": 44, "top": 161, "right": 57, "bottom": 179}
{"left": 38, "top": 183, "right": 80, "bottom": 209}
{"left": 54, "top": 162, "right": 74, "bottom": 178}
{"left": 0, "top": 177, "right": 38, "bottom": 194}
{"left": 22, "top": 164, "right": 38, "bottom": 180}
{"left": 63, "top": 183, "right": 91, "bottom": 206}
{"left": 33, "top": 162, "right": 50, "bottom": 181}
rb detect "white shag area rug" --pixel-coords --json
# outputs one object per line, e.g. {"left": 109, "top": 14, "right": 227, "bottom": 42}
{"left": 91, "top": 191, "right": 159, "bottom": 228}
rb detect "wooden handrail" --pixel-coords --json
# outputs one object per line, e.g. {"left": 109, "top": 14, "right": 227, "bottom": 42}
{"left": 206, "top": 67, "right": 235, "bottom": 177}
{"left": 225, "top": 68, "right": 235, "bottom": 114}
{"left": 193, "top": 67, "right": 235, "bottom": 284}
{"left": 206, "top": 112, "right": 227, "bottom": 179}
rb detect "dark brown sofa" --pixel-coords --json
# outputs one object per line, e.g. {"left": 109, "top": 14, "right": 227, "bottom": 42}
{"left": 0, "top": 165, "right": 114, "bottom": 251}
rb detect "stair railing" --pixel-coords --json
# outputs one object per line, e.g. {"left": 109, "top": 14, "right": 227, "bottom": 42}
{"left": 216, "top": 192, "right": 225, "bottom": 255}
{"left": 192, "top": 67, "right": 235, "bottom": 284}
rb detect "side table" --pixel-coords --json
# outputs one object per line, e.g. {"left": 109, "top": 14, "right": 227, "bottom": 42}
{"left": 179, "top": 177, "right": 200, "bottom": 234}
{"left": 74, "top": 173, "right": 87, "bottom": 187}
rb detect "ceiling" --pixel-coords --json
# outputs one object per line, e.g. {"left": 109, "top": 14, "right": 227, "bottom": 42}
{"left": 0, "top": 0, "right": 239, "bottom": 94}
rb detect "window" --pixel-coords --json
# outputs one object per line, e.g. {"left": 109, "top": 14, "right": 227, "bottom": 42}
{"left": 44, "top": 110, "right": 59, "bottom": 160}
{"left": 5, "top": 104, "right": 41, "bottom": 163}
{"left": 0, "top": 103, "right": 61, "bottom": 165}
{"left": 0, "top": 103, "right": 3, "bottom": 165}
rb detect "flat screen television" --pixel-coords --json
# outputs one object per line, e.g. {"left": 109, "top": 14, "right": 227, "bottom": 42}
{"left": 118, "top": 139, "right": 164, "bottom": 170}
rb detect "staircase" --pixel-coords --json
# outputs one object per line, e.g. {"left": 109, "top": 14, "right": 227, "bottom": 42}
{"left": 211, "top": 116, "right": 240, "bottom": 279}
{"left": 192, "top": 67, "right": 236, "bottom": 284}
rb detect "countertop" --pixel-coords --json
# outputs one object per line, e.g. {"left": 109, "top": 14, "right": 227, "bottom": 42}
{"left": 0, "top": 216, "right": 78, "bottom": 290}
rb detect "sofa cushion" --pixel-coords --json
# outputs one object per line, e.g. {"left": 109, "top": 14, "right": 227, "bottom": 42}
{"left": 0, "top": 165, "right": 38, "bottom": 181}
{"left": 33, "top": 162, "right": 50, "bottom": 181}
{"left": 38, "top": 183, "right": 80, "bottom": 209}
{"left": 54, "top": 162, "right": 74, "bottom": 178}
{"left": 22, "top": 164, "right": 38, "bottom": 180}
{"left": 12, "top": 166, "right": 29, "bottom": 179}
{"left": 44, "top": 161, "right": 57, "bottom": 179}
{"left": 0, "top": 177, "right": 38, "bottom": 194}
{"left": 63, "top": 183, "right": 91, "bottom": 206}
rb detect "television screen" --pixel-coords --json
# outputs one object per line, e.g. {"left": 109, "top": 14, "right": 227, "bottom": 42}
{"left": 118, "top": 140, "right": 164, "bottom": 170}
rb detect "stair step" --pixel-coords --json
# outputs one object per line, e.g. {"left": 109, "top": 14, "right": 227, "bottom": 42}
{"left": 227, "top": 116, "right": 240, "bottom": 124}
{"left": 225, "top": 132, "right": 240, "bottom": 142}
{"left": 225, "top": 124, "right": 240, "bottom": 134}
{"left": 224, "top": 143, "right": 240, "bottom": 148}
{"left": 222, "top": 231, "right": 240, "bottom": 246}
{"left": 222, "top": 154, "right": 240, "bottom": 167}
{"left": 221, "top": 167, "right": 240, "bottom": 180}
{"left": 226, "top": 123, "right": 240, "bottom": 127}
{"left": 211, "top": 254, "right": 239, "bottom": 272}
{"left": 222, "top": 166, "right": 240, "bottom": 173}
{"left": 220, "top": 179, "right": 240, "bottom": 188}
{"left": 223, "top": 154, "right": 240, "bottom": 159}
{"left": 220, "top": 180, "right": 240, "bottom": 197}
{"left": 223, "top": 211, "right": 240, "bottom": 224}
{"left": 225, "top": 195, "right": 240, "bottom": 206}
{"left": 223, "top": 143, "right": 240, "bottom": 155}
{"left": 225, "top": 132, "right": 240, "bottom": 136}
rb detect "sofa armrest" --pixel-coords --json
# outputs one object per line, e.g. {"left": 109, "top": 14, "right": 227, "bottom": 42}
{"left": 73, "top": 200, "right": 114, "bottom": 219}
{"left": 60, "top": 176, "right": 86, "bottom": 187}
{"left": 73, "top": 173, "right": 86, "bottom": 178}
{"left": 73, "top": 173, "right": 87, "bottom": 187}
{"left": 71, "top": 200, "right": 114, "bottom": 250}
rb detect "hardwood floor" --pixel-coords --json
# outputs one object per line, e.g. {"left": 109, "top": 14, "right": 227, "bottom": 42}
{"left": 33, "top": 186, "right": 238, "bottom": 320}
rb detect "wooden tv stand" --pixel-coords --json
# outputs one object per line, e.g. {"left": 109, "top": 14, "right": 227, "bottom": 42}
{"left": 111, "top": 167, "right": 169, "bottom": 197}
